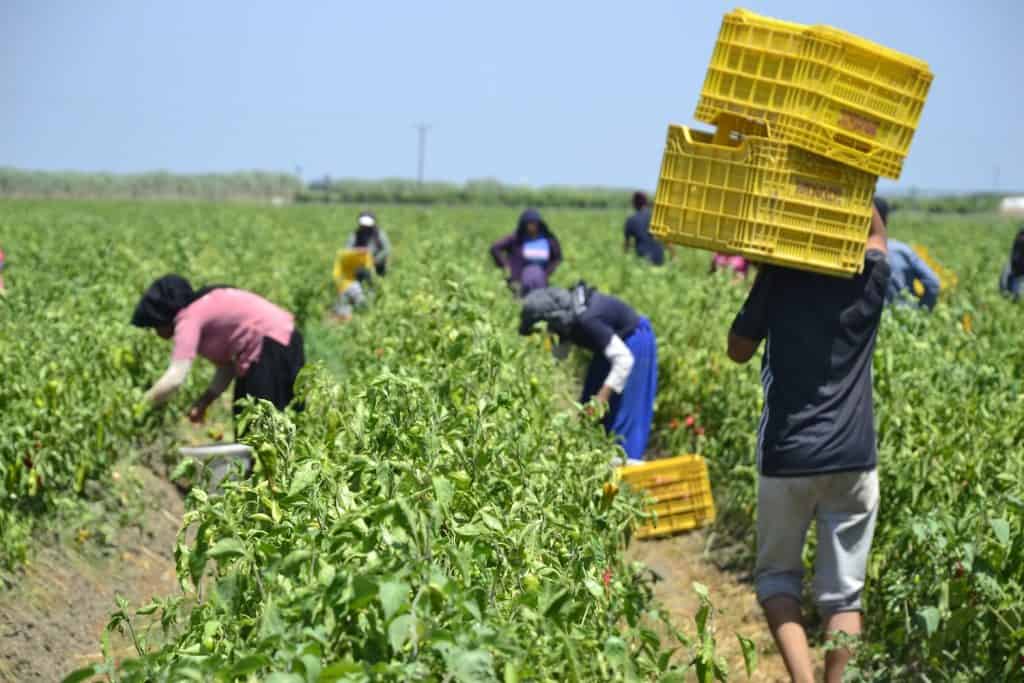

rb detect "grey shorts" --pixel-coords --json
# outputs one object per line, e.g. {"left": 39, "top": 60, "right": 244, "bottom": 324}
{"left": 756, "top": 469, "right": 879, "bottom": 615}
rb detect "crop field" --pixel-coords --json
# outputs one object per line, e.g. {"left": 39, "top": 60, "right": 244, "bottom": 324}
{"left": 1, "top": 200, "right": 1023, "bottom": 680}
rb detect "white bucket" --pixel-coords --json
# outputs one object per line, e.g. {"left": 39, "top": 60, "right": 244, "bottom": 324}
{"left": 178, "top": 443, "right": 254, "bottom": 492}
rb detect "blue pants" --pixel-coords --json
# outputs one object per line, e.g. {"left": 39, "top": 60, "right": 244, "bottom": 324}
{"left": 1000, "top": 264, "right": 1023, "bottom": 301}
{"left": 582, "top": 317, "right": 657, "bottom": 460}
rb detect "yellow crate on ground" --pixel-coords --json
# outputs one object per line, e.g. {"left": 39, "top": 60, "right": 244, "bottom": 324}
{"left": 617, "top": 454, "right": 715, "bottom": 540}
{"left": 696, "top": 8, "right": 933, "bottom": 179}
{"left": 650, "top": 114, "right": 876, "bottom": 277}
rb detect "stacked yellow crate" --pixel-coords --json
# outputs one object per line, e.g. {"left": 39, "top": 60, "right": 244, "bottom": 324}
{"left": 651, "top": 8, "right": 933, "bottom": 277}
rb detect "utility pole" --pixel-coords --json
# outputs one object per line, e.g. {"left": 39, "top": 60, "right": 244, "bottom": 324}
{"left": 415, "top": 123, "right": 431, "bottom": 185}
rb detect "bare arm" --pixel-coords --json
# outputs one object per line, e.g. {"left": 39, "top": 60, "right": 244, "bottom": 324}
{"left": 866, "top": 203, "right": 888, "bottom": 255}
{"left": 188, "top": 365, "right": 236, "bottom": 423}
{"left": 727, "top": 333, "right": 761, "bottom": 364}
{"left": 205, "top": 364, "right": 236, "bottom": 400}
{"left": 726, "top": 269, "right": 770, "bottom": 364}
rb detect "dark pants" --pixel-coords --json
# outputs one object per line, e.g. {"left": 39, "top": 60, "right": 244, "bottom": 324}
{"left": 375, "top": 261, "right": 387, "bottom": 277}
{"left": 233, "top": 329, "right": 305, "bottom": 418}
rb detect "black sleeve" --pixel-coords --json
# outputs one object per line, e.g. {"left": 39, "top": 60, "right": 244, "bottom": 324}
{"left": 861, "top": 249, "right": 891, "bottom": 318}
{"left": 730, "top": 269, "right": 772, "bottom": 341}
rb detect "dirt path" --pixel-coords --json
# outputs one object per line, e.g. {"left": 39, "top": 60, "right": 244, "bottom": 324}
{"left": 0, "top": 465, "right": 183, "bottom": 683}
{"left": 628, "top": 530, "right": 794, "bottom": 682}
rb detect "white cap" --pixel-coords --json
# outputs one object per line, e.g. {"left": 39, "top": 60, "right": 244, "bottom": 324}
{"left": 358, "top": 214, "right": 376, "bottom": 228}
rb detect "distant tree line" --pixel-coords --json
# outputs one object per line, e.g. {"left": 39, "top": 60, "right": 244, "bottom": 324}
{"left": 0, "top": 167, "right": 1014, "bottom": 213}
{"left": 887, "top": 193, "right": 1010, "bottom": 215}
{"left": 0, "top": 168, "right": 301, "bottom": 201}
{"left": 297, "top": 177, "right": 641, "bottom": 209}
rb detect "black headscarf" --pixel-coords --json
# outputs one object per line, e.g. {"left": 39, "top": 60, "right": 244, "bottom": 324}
{"left": 131, "top": 274, "right": 230, "bottom": 328}
{"left": 518, "top": 283, "right": 591, "bottom": 338}
{"left": 515, "top": 208, "right": 554, "bottom": 243}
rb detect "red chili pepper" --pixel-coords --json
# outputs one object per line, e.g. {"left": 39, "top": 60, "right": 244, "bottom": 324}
{"left": 602, "top": 568, "right": 613, "bottom": 588}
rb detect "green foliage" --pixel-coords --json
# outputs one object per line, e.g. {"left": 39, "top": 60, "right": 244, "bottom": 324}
{"left": 4, "top": 199, "right": 1021, "bottom": 679}
{"left": 44, "top": 203, "right": 701, "bottom": 680}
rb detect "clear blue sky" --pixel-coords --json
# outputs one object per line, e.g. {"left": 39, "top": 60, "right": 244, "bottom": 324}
{"left": 4, "top": 1, "right": 1021, "bottom": 192}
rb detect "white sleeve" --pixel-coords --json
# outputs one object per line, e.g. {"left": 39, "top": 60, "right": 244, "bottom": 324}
{"left": 602, "top": 335, "right": 635, "bottom": 394}
{"left": 144, "top": 358, "right": 193, "bottom": 404}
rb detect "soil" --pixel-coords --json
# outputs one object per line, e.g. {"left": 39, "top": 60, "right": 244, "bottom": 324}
{"left": 0, "top": 464, "right": 184, "bottom": 683}
{"left": 628, "top": 530, "right": 796, "bottom": 682}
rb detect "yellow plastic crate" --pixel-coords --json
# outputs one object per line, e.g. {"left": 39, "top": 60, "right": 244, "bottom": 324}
{"left": 650, "top": 115, "right": 876, "bottom": 278}
{"left": 333, "top": 248, "right": 374, "bottom": 293}
{"left": 617, "top": 454, "right": 715, "bottom": 540}
{"left": 696, "top": 8, "right": 933, "bottom": 179}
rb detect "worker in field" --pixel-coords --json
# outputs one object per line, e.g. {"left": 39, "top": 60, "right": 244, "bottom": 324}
{"left": 347, "top": 211, "right": 391, "bottom": 276}
{"left": 490, "top": 208, "right": 563, "bottom": 297}
{"left": 726, "top": 204, "right": 888, "bottom": 683}
{"left": 519, "top": 283, "right": 656, "bottom": 464}
{"left": 710, "top": 252, "right": 750, "bottom": 279}
{"left": 332, "top": 248, "right": 375, "bottom": 321}
{"left": 132, "top": 275, "right": 305, "bottom": 424}
{"left": 623, "top": 191, "right": 666, "bottom": 266}
{"left": 998, "top": 227, "right": 1024, "bottom": 301}
{"left": 876, "top": 197, "right": 940, "bottom": 310}
{"left": 0, "top": 245, "right": 6, "bottom": 293}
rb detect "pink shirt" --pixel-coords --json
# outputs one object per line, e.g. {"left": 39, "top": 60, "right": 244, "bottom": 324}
{"left": 172, "top": 289, "right": 294, "bottom": 376}
{"left": 713, "top": 253, "right": 749, "bottom": 275}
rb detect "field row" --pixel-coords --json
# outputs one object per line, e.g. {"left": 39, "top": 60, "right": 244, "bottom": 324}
{"left": 1, "top": 201, "right": 1022, "bottom": 679}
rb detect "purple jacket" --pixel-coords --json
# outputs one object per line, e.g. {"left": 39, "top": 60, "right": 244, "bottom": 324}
{"left": 490, "top": 209, "right": 563, "bottom": 287}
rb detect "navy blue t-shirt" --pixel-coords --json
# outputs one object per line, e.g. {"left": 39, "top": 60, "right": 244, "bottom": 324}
{"left": 731, "top": 250, "right": 890, "bottom": 477}
{"left": 624, "top": 209, "right": 665, "bottom": 266}
{"left": 568, "top": 292, "right": 640, "bottom": 354}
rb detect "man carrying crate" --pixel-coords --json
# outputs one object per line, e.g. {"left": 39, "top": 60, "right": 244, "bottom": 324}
{"left": 726, "top": 205, "right": 889, "bottom": 683}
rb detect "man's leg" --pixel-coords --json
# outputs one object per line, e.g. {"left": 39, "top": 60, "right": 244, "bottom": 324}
{"left": 824, "top": 610, "right": 861, "bottom": 683}
{"left": 815, "top": 470, "right": 880, "bottom": 683}
{"left": 763, "top": 595, "right": 815, "bottom": 683}
{"left": 756, "top": 475, "right": 816, "bottom": 683}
